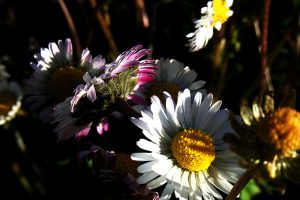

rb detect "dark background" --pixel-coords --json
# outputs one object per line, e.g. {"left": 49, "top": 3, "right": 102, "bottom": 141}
{"left": 0, "top": 0, "right": 299, "bottom": 199}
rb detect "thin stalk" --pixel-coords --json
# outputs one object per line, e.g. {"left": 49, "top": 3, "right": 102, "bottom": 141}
{"left": 259, "top": 0, "right": 273, "bottom": 99}
{"left": 135, "top": 0, "right": 149, "bottom": 28}
{"left": 225, "top": 164, "right": 263, "bottom": 200}
{"left": 58, "top": 0, "right": 82, "bottom": 59}
{"left": 89, "top": 0, "right": 119, "bottom": 59}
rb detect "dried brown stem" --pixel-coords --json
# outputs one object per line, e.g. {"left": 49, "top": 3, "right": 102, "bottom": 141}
{"left": 58, "top": 0, "right": 82, "bottom": 59}
{"left": 135, "top": 0, "right": 149, "bottom": 28}
{"left": 259, "top": 0, "right": 273, "bottom": 100}
{"left": 89, "top": 0, "right": 119, "bottom": 59}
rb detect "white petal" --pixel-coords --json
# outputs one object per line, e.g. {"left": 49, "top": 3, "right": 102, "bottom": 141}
{"left": 226, "top": 0, "right": 233, "bottom": 7}
{"left": 180, "top": 170, "right": 190, "bottom": 189}
{"left": 205, "top": 109, "right": 228, "bottom": 134}
{"left": 195, "top": 93, "right": 213, "bottom": 129}
{"left": 137, "top": 171, "right": 159, "bottom": 184}
{"left": 147, "top": 175, "right": 168, "bottom": 189}
{"left": 131, "top": 152, "right": 167, "bottom": 162}
{"left": 201, "top": 100, "right": 222, "bottom": 130}
{"left": 161, "top": 184, "right": 175, "bottom": 200}
{"left": 152, "top": 159, "right": 173, "bottom": 175}
{"left": 137, "top": 160, "right": 159, "bottom": 173}
{"left": 137, "top": 139, "right": 160, "bottom": 152}
{"left": 189, "top": 172, "right": 198, "bottom": 191}
{"left": 200, "top": 173, "right": 223, "bottom": 199}
{"left": 189, "top": 80, "right": 206, "bottom": 91}
{"left": 214, "top": 22, "right": 222, "bottom": 31}
{"left": 182, "top": 89, "right": 192, "bottom": 128}
{"left": 207, "top": 171, "right": 233, "bottom": 194}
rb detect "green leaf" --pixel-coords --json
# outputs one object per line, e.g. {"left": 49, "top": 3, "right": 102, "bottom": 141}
{"left": 240, "top": 179, "right": 261, "bottom": 200}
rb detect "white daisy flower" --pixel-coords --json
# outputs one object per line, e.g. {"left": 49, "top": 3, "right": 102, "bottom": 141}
{"left": 131, "top": 89, "right": 244, "bottom": 200}
{"left": 24, "top": 38, "right": 105, "bottom": 122}
{"left": 0, "top": 81, "right": 23, "bottom": 126}
{"left": 143, "top": 58, "right": 206, "bottom": 105}
{"left": 186, "top": 0, "right": 234, "bottom": 51}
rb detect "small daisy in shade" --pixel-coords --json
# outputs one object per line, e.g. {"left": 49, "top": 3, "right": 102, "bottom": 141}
{"left": 144, "top": 58, "right": 206, "bottom": 105}
{"left": 0, "top": 63, "right": 10, "bottom": 81}
{"left": 0, "top": 81, "right": 23, "bottom": 126}
{"left": 52, "top": 45, "right": 156, "bottom": 141}
{"left": 186, "top": 0, "right": 234, "bottom": 51}
{"left": 24, "top": 38, "right": 105, "bottom": 122}
{"left": 225, "top": 93, "right": 300, "bottom": 185}
{"left": 79, "top": 145, "right": 160, "bottom": 200}
{"left": 131, "top": 89, "right": 244, "bottom": 200}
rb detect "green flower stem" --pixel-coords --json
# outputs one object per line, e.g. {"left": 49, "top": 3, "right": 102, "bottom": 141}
{"left": 226, "top": 163, "right": 264, "bottom": 200}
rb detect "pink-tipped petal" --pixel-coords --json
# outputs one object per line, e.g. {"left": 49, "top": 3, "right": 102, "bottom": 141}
{"left": 96, "top": 117, "right": 109, "bottom": 135}
{"left": 87, "top": 84, "right": 97, "bottom": 102}
{"left": 138, "top": 75, "right": 155, "bottom": 83}
{"left": 75, "top": 123, "right": 92, "bottom": 138}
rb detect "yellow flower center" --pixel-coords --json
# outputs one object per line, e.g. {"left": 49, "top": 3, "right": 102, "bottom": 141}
{"left": 171, "top": 128, "right": 215, "bottom": 172}
{"left": 0, "top": 90, "right": 17, "bottom": 115}
{"left": 258, "top": 107, "right": 300, "bottom": 156}
{"left": 47, "top": 66, "right": 85, "bottom": 104}
{"left": 212, "top": 0, "right": 230, "bottom": 26}
{"left": 147, "top": 82, "right": 180, "bottom": 104}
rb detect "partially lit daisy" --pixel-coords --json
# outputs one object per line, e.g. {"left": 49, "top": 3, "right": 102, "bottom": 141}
{"left": 131, "top": 89, "right": 244, "bottom": 200}
{"left": 144, "top": 58, "right": 206, "bottom": 105}
{"left": 225, "top": 93, "right": 300, "bottom": 184}
{"left": 186, "top": 0, "right": 234, "bottom": 51}
{"left": 0, "top": 81, "right": 23, "bottom": 126}
{"left": 52, "top": 45, "right": 156, "bottom": 141}
{"left": 24, "top": 38, "right": 105, "bottom": 122}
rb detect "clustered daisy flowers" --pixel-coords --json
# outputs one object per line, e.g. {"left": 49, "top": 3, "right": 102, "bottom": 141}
{"left": 22, "top": 38, "right": 270, "bottom": 200}
{"left": 52, "top": 45, "right": 157, "bottom": 141}
{"left": 24, "top": 38, "right": 247, "bottom": 200}
{"left": 186, "top": 0, "right": 234, "bottom": 51}
{"left": 131, "top": 89, "right": 244, "bottom": 199}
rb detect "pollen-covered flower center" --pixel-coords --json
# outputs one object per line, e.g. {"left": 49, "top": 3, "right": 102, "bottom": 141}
{"left": 171, "top": 128, "right": 215, "bottom": 171}
{"left": 258, "top": 107, "right": 300, "bottom": 156}
{"left": 147, "top": 82, "right": 180, "bottom": 103}
{"left": 47, "top": 66, "right": 85, "bottom": 103}
{"left": 212, "top": 0, "right": 230, "bottom": 26}
{"left": 0, "top": 90, "right": 17, "bottom": 115}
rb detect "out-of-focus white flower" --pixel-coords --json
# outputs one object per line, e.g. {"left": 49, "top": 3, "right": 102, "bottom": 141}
{"left": 186, "top": 0, "right": 234, "bottom": 51}
{"left": 0, "top": 81, "right": 23, "bottom": 126}
{"left": 0, "top": 63, "right": 10, "bottom": 81}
